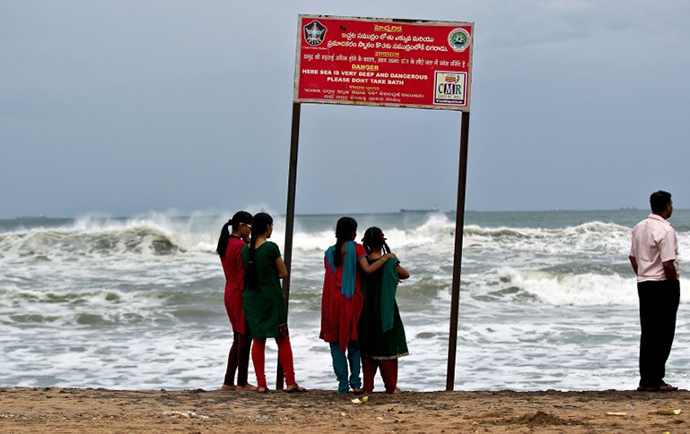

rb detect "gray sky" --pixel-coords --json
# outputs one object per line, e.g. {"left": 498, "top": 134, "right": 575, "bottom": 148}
{"left": 2, "top": 0, "right": 689, "bottom": 218}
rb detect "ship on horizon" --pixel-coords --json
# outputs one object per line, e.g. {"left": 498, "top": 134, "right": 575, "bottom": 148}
{"left": 399, "top": 206, "right": 440, "bottom": 213}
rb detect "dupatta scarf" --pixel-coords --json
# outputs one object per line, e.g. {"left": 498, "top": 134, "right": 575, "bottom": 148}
{"left": 320, "top": 241, "right": 360, "bottom": 352}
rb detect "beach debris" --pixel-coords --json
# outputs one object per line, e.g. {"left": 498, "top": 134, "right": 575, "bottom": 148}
{"left": 625, "top": 403, "right": 636, "bottom": 412}
{"left": 340, "top": 412, "right": 347, "bottom": 417}
{"left": 605, "top": 412, "right": 627, "bottom": 417}
{"left": 1, "top": 414, "right": 26, "bottom": 419}
{"left": 351, "top": 396, "right": 369, "bottom": 405}
{"left": 507, "top": 411, "right": 578, "bottom": 427}
{"left": 161, "top": 410, "right": 210, "bottom": 419}
{"left": 656, "top": 409, "right": 682, "bottom": 415}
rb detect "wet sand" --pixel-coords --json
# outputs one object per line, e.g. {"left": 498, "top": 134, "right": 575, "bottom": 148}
{"left": 1, "top": 387, "right": 689, "bottom": 432}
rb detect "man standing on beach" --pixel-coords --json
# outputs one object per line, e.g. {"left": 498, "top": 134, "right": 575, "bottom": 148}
{"left": 629, "top": 190, "right": 680, "bottom": 392}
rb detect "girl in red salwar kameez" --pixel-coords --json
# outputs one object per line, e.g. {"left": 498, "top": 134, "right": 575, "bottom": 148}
{"left": 217, "top": 211, "right": 255, "bottom": 391}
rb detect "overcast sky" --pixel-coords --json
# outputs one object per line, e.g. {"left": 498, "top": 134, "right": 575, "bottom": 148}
{"left": 2, "top": 0, "right": 689, "bottom": 218}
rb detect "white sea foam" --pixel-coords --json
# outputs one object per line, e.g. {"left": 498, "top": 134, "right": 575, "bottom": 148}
{"left": 464, "top": 268, "right": 644, "bottom": 307}
{"left": 2, "top": 210, "right": 689, "bottom": 391}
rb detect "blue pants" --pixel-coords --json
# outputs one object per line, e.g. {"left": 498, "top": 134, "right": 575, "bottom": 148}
{"left": 329, "top": 340, "right": 362, "bottom": 394}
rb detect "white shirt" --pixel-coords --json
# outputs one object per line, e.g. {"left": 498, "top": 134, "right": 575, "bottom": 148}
{"left": 630, "top": 213, "right": 679, "bottom": 282}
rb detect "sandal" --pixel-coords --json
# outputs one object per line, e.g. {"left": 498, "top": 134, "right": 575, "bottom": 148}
{"left": 637, "top": 382, "right": 679, "bottom": 392}
{"left": 351, "top": 388, "right": 365, "bottom": 395}
{"left": 659, "top": 382, "right": 679, "bottom": 391}
{"left": 637, "top": 385, "right": 659, "bottom": 392}
{"left": 286, "top": 384, "right": 307, "bottom": 393}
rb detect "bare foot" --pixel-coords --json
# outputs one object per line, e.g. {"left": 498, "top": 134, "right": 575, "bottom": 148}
{"left": 286, "top": 383, "right": 307, "bottom": 393}
{"left": 391, "top": 388, "right": 402, "bottom": 394}
{"left": 220, "top": 384, "right": 236, "bottom": 391}
{"left": 256, "top": 387, "right": 270, "bottom": 393}
{"left": 237, "top": 384, "right": 258, "bottom": 392}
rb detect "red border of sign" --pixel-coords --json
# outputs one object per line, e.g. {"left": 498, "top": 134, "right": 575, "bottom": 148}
{"left": 294, "top": 15, "right": 474, "bottom": 111}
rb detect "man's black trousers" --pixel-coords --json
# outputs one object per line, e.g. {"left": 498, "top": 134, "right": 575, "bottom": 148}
{"left": 638, "top": 279, "right": 680, "bottom": 388}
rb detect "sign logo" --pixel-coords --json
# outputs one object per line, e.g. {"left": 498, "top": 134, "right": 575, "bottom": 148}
{"left": 447, "top": 28, "right": 470, "bottom": 52}
{"left": 434, "top": 72, "right": 467, "bottom": 105}
{"left": 303, "top": 20, "right": 327, "bottom": 46}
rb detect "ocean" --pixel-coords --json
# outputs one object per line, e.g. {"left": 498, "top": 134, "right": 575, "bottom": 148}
{"left": 1, "top": 210, "right": 689, "bottom": 392}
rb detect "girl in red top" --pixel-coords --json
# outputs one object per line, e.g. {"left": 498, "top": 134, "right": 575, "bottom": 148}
{"left": 217, "top": 211, "right": 255, "bottom": 391}
{"left": 320, "top": 216, "right": 395, "bottom": 394}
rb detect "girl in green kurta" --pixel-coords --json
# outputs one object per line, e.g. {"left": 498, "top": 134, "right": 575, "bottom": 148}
{"left": 359, "top": 226, "right": 410, "bottom": 394}
{"left": 242, "top": 212, "right": 306, "bottom": 393}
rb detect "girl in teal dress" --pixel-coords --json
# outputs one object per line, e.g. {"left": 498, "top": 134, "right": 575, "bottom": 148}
{"left": 242, "top": 212, "right": 306, "bottom": 393}
{"left": 359, "top": 226, "right": 410, "bottom": 394}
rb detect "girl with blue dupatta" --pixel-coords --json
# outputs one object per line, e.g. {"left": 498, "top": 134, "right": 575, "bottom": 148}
{"left": 320, "top": 217, "right": 396, "bottom": 394}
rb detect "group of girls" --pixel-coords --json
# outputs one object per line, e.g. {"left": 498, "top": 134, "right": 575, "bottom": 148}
{"left": 321, "top": 217, "right": 410, "bottom": 395}
{"left": 218, "top": 213, "right": 409, "bottom": 395}
{"left": 217, "top": 211, "right": 305, "bottom": 393}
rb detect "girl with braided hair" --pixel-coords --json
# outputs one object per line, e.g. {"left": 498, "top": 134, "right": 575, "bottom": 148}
{"left": 217, "top": 211, "right": 255, "bottom": 391}
{"left": 359, "top": 226, "right": 410, "bottom": 394}
{"left": 320, "top": 217, "right": 396, "bottom": 394}
{"left": 242, "top": 212, "right": 306, "bottom": 393}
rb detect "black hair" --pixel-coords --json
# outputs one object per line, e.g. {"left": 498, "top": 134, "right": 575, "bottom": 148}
{"left": 362, "top": 226, "right": 391, "bottom": 255}
{"left": 245, "top": 212, "right": 273, "bottom": 288}
{"left": 333, "top": 216, "right": 358, "bottom": 267}
{"left": 216, "top": 210, "right": 253, "bottom": 258}
{"left": 650, "top": 190, "right": 672, "bottom": 213}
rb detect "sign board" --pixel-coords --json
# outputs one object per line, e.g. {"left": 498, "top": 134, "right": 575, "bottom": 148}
{"left": 295, "top": 15, "right": 474, "bottom": 111}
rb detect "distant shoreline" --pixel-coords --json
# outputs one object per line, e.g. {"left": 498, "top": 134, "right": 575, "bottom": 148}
{"left": 2, "top": 208, "right": 657, "bottom": 221}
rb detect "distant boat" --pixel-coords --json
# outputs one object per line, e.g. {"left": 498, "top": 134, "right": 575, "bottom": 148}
{"left": 15, "top": 215, "right": 47, "bottom": 220}
{"left": 400, "top": 206, "right": 440, "bottom": 213}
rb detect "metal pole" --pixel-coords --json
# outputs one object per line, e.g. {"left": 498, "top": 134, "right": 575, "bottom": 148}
{"left": 446, "top": 110, "right": 470, "bottom": 391}
{"left": 276, "top": 102, "right": 301, "bottom": 389}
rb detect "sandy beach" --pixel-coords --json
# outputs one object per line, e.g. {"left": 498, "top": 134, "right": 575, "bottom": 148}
{"left": 1, "top": 387, "right": 689, "bottom": 433}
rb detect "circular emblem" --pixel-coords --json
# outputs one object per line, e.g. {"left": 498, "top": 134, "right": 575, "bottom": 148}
{"left": 304, "top": 20, "right": 327, "bottom": 46}
{"left": 448, "top": 28, "right": 471, "bottom": 52}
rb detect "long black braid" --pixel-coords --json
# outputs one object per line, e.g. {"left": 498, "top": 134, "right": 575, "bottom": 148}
{"left": 245, "top": 212, "right": 273, "bottom": 288}
{"left": 333, "top": 217, "right": 358, "bottom": 266}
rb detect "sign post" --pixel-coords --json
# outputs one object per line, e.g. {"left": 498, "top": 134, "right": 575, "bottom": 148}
{"left": 276, "top": 102, "right": 301, "bottom": 389}
{"left": 281, "top": 15, "right": 474, "bottom": 391}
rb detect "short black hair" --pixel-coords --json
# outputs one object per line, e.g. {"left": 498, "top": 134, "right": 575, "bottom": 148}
{"left": 650, "top": 190, "right": 672, "bottom": 213}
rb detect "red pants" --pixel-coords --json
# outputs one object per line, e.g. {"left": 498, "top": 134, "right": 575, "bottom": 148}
{"left": 362, "top": 355, "right": 398, "bottom": 394}
{"left": 252, "top": 335, "right": 296, "bottom": 388}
